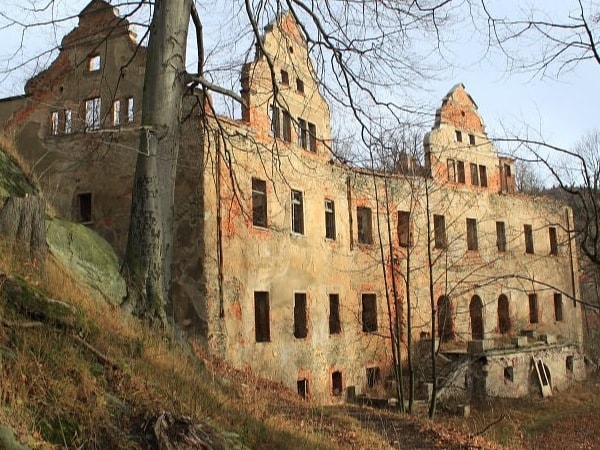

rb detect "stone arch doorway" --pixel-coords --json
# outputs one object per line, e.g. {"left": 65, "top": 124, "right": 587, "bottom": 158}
{"left": 437, "top": 295, "right": 453, "bottom": 342}
{"left": 498, "top": 294, "right": 510, "bottom": 334}
{"left": 470, "top": 295, "right": 484, "bottom": 340}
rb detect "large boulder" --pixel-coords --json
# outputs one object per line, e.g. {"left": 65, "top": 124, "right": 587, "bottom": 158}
{"left": 46, "top": 218, "right": 126, "bottom": 305}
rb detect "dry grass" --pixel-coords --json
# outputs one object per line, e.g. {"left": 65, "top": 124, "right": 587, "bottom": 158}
{"left": 0, "top": 129, "right": 38, "bottom": 188}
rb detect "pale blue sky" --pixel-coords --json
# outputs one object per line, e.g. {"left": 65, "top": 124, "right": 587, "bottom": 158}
{"left": 0, "top": 0, "right": 597, "bottom": 153}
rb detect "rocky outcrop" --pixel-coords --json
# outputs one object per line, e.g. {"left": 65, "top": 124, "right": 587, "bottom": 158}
{"left": 46, "top": 218, "right": 126, "bottom": 306}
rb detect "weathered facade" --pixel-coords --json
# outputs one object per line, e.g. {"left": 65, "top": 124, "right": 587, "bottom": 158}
{"left": 0, "top": 0, "right": 586, "bottom": 402}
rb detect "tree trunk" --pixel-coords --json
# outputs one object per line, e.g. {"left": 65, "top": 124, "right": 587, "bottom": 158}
{"left": 122, "top": 0, "right": 192, "bottom": 325}
{"left": 0, "top": 195, "right": 46, "bottom": 273}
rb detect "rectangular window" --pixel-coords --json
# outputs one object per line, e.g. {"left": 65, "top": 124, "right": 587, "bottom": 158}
{"left": 524, "top": 224, "right": 534, "bottom": 254}
{"left": 469, "top": 134, "right": 476, "bottom": 145}
{"left": 50, "top": 111, "right": 59, "bottom": 135}
{"left": 280, "top": 69, "right": 289, "bottom": 85}
{"left": 457, "top": 160, "right": 466, "bottom": 184}
{"left": 329, "top": 294, "right": 341, "bottom": 334}
{"left": 528, "top": 293, "right": 539, "bottom": 324}
{"left": 308, "top": 122, "right": 317, "bottom": 152}
{"left": 296, "top": 78, "right": 304, "bottom": 93}
{"left": 282, "top": 110, "right": 292, "bottom": 142}
{"left": 496, "top": 221, "right": 507, "bottom": 252}
{"left": 447, "top": 159, "right": 456, "bottom": 182}
{"left": 466, "top": 218, "right": 478, "bottom": 251}
{"left": 397, "top": 210, "right": 411, "bottom": 247}
{"left": 254, "top": 291, "right": 270, "bottom": 342}
{"left": 293, "top": 293, "right": 308, "bottom": 339}
{"left": 455, "top": 130, "right": 463, "bottom": 142}
{"left": 127, "top": 97, "right": 134, "bottom": 122}
{"left": 291, "top": 189, "right": 304, "bottom": 234}
{"left": 325, "top": 200, "right": 336, "bottom": 239}
{"left": 88, "top": 54, "right": 101, "bottom": 71}
{"left": 332, "top": 371, "right": 343, "bottom": 396}
{"left": 270, "top": 105, "right": 280, "bottom": 138}
{"left": 554, "top": 293, "right": 563, "bottom": 321}
{"left": 112, "top": 100, "right": 121, "bottom": 126}
{"left": 64, "top": 109, "right": 72, "bottom": 134}
{"left": 76, "top": 193, "right": 92, "bottom": 223}
{"left": 470, "top": 162, "right": 479, "bottom": 186}
{"left": 357, "top": 207, "right": 373, "bottom": 244}
{"left": 85, "top": 97, "right": 102, "bottom": 131}
{"left": 362, "top": 293, "right": 377, "bottom": 332}
{"left": 298, "top": 118, "right": 308, "bottom": 149}
{"left": 433, "top": 214, "right": 447, "bottom": 249}
{"left": 366, "top": 367, "right": 380, "bottom": 388}
{"left": 252, "top": 178, "right": 267, "bottom": 227}
{"left": 297, "top": 379, "right": 308, "bottom": 399}
{"left": 479, "top": 165, "right": 488, "bottom": 187}
{"left": 549, "top": 226, "right": 558, "bottom": 255}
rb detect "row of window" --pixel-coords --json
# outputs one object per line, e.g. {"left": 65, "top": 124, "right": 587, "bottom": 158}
{"left": 455, "top": 130, "right": 476, "bottom": 145}
{"left": 49, "top": 96, "right": 135, "bottom": 135}
{"left": 253, "top": 178, "right": 560, "bottom": 255}
{"left": 447, "top": 158, "right": 488, "bottom": 187}
{"left": 280, "top": 69, "right": 305, "bottom": 94}
{"left": 297, "top": 365, "right": 381, "bottom": 399}
{"left": 528, "top": 292, "right": 564, "bottom": 324}
{"left": 269, "top": 106, "right": 317, "bottom": 151}
{"left": 253, "top": 291, "right": 374, "bottom": 343}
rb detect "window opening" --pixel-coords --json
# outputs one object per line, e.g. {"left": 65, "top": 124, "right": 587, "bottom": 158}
{"left": 76, "top": 193, "right": 92, "bottom": 223}
{"left": 127, "top": 97, "right": 134, "bottom": 122}
{"left": 466, "top": 218, "right": 478, "bottom": 251}
{"left": 252, "top": 178, "right": 267, "bottom": 227}
{"left": 362, "top": 294, "right": 377, "bottom": 332}
{"left": 113, "top": 100, "right": 121, "bottom": 126}
{"left": 469, "top": 134, "right": 476, "bottom": 145}
{"left": 496, "top": 221, "right": 507, "bottom": 252}
{"left": 282, "top": 110, "right": 292, "bottom": 142}
{"left": 50, "top": 111, "right": 59, "bottom": 135}
{"left": 528, "top": 293, "right": 539, "bottom": 324}
{"left": 280, "top": 69, "right": 289, "bottom": 85}
{"left": 438, "top": 295, "right": 453, "bottom": 342}
{"left": 308, "top": 123, "right": 317, "bottom": 152}
{"left": 85, "top": 97, "right": 102, "bottom": 131}
{"left": 549, "top": 227, "right": 558, "bottom": 255}
{"left": 504, "top": 366, "right": 514, "bottom": 382}
{"left": 297, "top": 379, "right": 308, "bottom": 399}
{"left": 457, "top": 160, "right": 466, "bottom": 183}
{"left": 433, "top": 214, "right": 447, "bottom": 249}
{"left": 397, "top": 210, "right": 411, "bottom": 247}
{"left": 270, "top": 105, "right": 280, "bottom": 138}
{"left": 469, "top": 295, "right": 484, "bottom": 340}
{"left": 366, "top": 367, "right": 380, "bottom": 389}
{"left": 325, "top": 200, "right": 336, "bottom": 239}
{"left": 357, "top": 207, "right": 373, "bottom": 244}
{"left": 298, "top": 118, "right": 308, "bottom": 149}
{"left": 455, "top": 130, "right": 463, "bottom": 142}
{"left": 447, "top": 159, "right": 456, "bottom": 182}
{"left": 329, "top": 294, "right": 341, "bottom": 334}
{"left": 296, "top": 78, "right": 304, "bottom": 93}
{"left": 554, "top": 293, "right": 563, "bottom": 321}
{"left": 332, "top": 371, "right": 343, "bottom": 396}
{"left": 524, "top": 224, "right": 534, "bottom": 254}
{"left": 566, "top": 356, "right": 574, "bottom": 373}
{"left": 498, "top": 294, "right": 510, "bottom": 334}
{"left": 470, "top": 162, "right": 479, "bottom": 186}
{"left": 479, "top": 165, "right": 488, "bottom": 187}
{"left": 88, "top": 55, "right": 101, "bottom": 71}
{"left": 291, "top": 189, "right": 304, "bottom": 234}
{"left": 64, "top": 109, "right": 72, "bottom": 134}
{"left": 293, "top": 293, "right": 308, "bottom": 339}
{"left": 254, "top": 291, "right": 270, "bottom": 342}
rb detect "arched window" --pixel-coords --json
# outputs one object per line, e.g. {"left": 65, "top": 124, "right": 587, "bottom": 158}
{"left": 437, "top": 295, "right": 453, "bottom": 342}
{"left": 470, "top": 295, "right": 484, "bottom": 340}
{"left": 498, "top": 294, "right": 510, "bottom": 334}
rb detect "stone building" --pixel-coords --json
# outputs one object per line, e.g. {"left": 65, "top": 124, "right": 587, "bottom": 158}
{"left": 0, "top": 0, "right": 586, "bottom": 402}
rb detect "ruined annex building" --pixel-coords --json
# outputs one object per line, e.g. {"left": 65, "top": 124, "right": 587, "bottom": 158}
{"left": 0, "top": 0, "right": 587, "bottom": 402}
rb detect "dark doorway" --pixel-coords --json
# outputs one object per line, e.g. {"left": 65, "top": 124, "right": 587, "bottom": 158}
{"left": 437, "top": 295, "right": 453, "bottom": 342}
{"left": 498, "top": 294, "right": 510, "bottom": 334}
{"left": 470, "top": 295, "right": 484, "bottom": 340}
